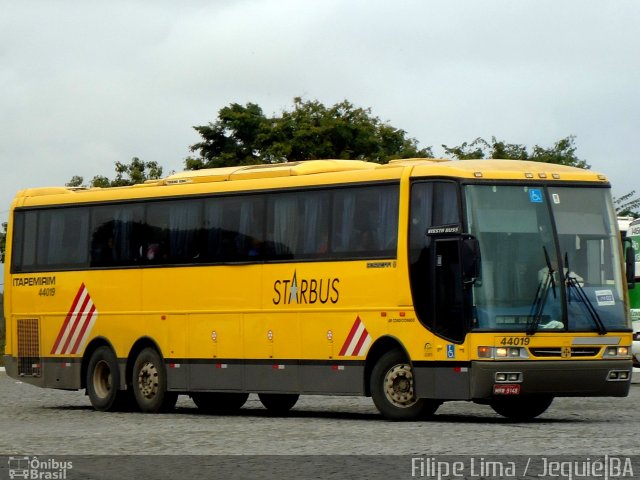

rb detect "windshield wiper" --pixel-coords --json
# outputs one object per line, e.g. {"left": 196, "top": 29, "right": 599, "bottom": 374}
{"left": 564, "top": 253, "right": 607, "bottom": 335}
{"left": 527, "top": 246, "right": 557, "bottom": 335}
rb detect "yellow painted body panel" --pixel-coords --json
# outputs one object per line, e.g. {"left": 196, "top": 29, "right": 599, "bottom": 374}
{"left": 3, "top": 158, "right": 620, "bottom": 369}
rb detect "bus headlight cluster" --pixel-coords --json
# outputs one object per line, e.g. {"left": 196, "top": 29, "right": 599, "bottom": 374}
{"left": 477, "top": 346, "right": 529, "bottom": 359}
{"left": 603, "top": 346, "right": 630, "bottom": 358}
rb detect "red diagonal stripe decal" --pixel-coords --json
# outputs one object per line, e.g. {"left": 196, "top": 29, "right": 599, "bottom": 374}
{"left": 339, "top": 316, "right": 362, "bottom": 356}
{"left": 60, "top": 293, "right": 91, "bottom": 354}
{"left": 70, "top": 304, "right": 96, "bottom": 354}
{"left": 51, "top": 284, "right": 86, "bottom": 354}
{"left": 352, "top": 327, "right": 369, "bottom": 356}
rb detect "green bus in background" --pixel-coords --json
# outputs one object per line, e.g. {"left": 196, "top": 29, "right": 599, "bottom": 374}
{"left": 627, "top": 218, "right": 640, "bottom": 321}
{"left": 621, "top": 217, "right": 640, "bottom": 369}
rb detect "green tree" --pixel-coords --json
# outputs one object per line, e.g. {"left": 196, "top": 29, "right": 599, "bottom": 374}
{"left": 186, "top": 97, "right": 432, "bottom": 169}
{"left": 67, "top": 157, "right": 164, "bottom": 188}
{"left": 186, "top": 103, "right": 268, "bottom": 169}
{"left": 442, "top": 135, "right": 588, "bottom": 168}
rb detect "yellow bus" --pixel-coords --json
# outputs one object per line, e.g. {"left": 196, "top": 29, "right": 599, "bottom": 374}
{"left": 2, "top": 159, "right": 635, "bottom": 420}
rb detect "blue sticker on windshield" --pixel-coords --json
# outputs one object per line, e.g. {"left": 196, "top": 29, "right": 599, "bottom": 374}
{"left": 529, "top": 189, "right": 543, "bottom": 203}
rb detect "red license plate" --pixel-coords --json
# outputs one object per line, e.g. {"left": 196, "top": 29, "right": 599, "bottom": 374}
{"left": 493, "top": 384, "right": 521, "bottom": 395}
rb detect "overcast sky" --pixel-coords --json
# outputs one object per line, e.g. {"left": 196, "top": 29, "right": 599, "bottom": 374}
{"left": 1, "top": 0, "right": 639, "bottom": 227}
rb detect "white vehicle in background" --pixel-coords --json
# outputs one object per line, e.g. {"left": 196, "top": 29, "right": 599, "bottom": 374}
{"left": 618, "top": 216, "right": 634, "bottom": 238}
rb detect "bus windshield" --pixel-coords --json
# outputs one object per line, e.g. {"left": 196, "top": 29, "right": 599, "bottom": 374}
{"left": 465, "top": 185, "right": 628, "bottom": 333}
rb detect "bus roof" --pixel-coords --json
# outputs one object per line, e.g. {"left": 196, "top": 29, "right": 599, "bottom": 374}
{"left": 161, "top": 159, "right": 378, "bottom": 184}
{"left": 12, "top": 158, "right": 609, "bottom": 207}
{"left": 402, "top": 159, "right": 608, "bottom": 183}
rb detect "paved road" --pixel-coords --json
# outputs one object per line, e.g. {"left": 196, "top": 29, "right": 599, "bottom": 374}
{"left": 1, "top": 371, "right": 639, "bottom": 457}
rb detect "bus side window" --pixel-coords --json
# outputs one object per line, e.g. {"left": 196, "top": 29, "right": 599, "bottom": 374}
{"left": 332, "top": 185, "right": 398, "bottom": 259}
{"left": 11, "top": 210, "right": 37, "bottom": 273}
{"left": 90, "top": 220, "right": 116, "bottom": 267}
{"left": 267, "top": 190, "right": 330, "bottom": 260}
{"left": 90, "top": 205, "right": 144, "bottom": 267}
{"left": 204, "top": 196, "right": 264, "bottom": 263}
{"left": 37, "top": 208, "right": 90, "bottom": 269}
{"left": 142, "top": 200, "right": 203, "bottom": 265}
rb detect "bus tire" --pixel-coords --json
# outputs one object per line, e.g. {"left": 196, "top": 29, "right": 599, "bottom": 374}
{"left": 370, "top": 349, "right": 426, "bottom": 420}
{"left": 132, "top": 347, "right": 177, "bottom": 413}
{"left": 86, "top": 346, "right": 123, "bottom": 412}
{"left": 258, "top": 393, "right": 299, "bottom": 414}
{"left": 490, "top": 396, "right": 554, "bottom": 421}
{"left": 191, "top": 392, "right": 249, "bottom": 414}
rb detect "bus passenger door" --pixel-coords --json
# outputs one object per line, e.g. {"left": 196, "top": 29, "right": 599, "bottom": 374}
{"left": 409, "top": 180, "right": 470, "bottom": 343}
{"left": 432, "top": 237, "right": 467, "bottom": 342}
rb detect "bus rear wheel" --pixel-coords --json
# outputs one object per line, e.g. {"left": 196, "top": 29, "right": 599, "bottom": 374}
{"left": 258, "top": 393, "right": 299, "bottom": 414}
{"left": 132, "top": 347, "right": 177, "bottom": 413}
{"left": 87, "top": 346, "right": 123, "bottom": 412}
{"left": 191, "top": 392, "right": 249, "bottom": 414}
{"left": 490, "top": 396, "right": 554, "bottom": 421}
{"left": 371, "top": 349, "right": 430, "bottom": 420}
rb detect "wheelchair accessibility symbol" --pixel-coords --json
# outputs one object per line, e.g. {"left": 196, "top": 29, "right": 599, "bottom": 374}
{"left": 446, "top": 344, "right": 455, "bottom": 359}
{"left": 529, "top": 189, "right": 543, "bottom": 203}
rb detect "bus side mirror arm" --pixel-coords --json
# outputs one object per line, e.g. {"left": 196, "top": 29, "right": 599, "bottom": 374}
{"left": 624, "top": 238, "right": 635, "bottom": 289}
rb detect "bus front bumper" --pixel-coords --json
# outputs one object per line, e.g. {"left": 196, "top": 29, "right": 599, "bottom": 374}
{"left": 470, "top": 359, "right": 633, "bottom": 400}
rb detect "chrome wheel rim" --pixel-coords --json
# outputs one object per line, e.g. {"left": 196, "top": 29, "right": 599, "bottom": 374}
{"left": 93, "top": 360, "right": 112, "bottom": 399}
{"left": 137, "top": 361, "right": 159, "bottom": 399}
{"left": 383, "top": 363, "right": 417, "bottom": 408}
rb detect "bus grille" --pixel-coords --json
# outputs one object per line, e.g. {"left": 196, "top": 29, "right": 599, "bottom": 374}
{"left": 529, "top": 347, "right": 600, "bottom": 358}
{"left": 17, "top": 318, "right": 41, "bottom": 377}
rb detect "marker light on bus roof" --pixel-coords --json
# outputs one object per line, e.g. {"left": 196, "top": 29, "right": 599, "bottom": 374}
{"left": 525, "top": 173, "right": 534, "bottom": 178}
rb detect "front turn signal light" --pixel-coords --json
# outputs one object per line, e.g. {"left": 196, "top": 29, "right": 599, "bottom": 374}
{"left": 478, "top": 346, "right": 492, "bottom": 358}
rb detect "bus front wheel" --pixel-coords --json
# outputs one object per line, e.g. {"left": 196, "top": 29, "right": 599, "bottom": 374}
{"left": 370, "top": 349, "right": 429, "bottom": 420}
{"left": 258, "top": 393, "right": 299, "bottom": 414}
{"left": 87, "top": 346, "right": 123, "bottom": 412}
{"left": 132, "top": 347, "right": 177, "bottom": 413}
{"left": 490, "top": 396, "right": 554, "bottom": 421}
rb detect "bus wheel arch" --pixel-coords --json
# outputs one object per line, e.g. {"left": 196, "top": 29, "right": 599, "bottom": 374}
{"left": 370, "top": 348, "right": 430, "bottom": 420}
{"left": 82, "top": 337, "right": 118, "bottom": 390}
{"left": 125, "top": 337, "right": 163, "bottom": 388}
{"left": 128, "top": 338, "right": 177, "bottom": 413}
{"left": 84, "top": 341, "right": 125, "bottom": 411}
{"left": 364, "top": 336, "right": 410, "bottom": 397}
